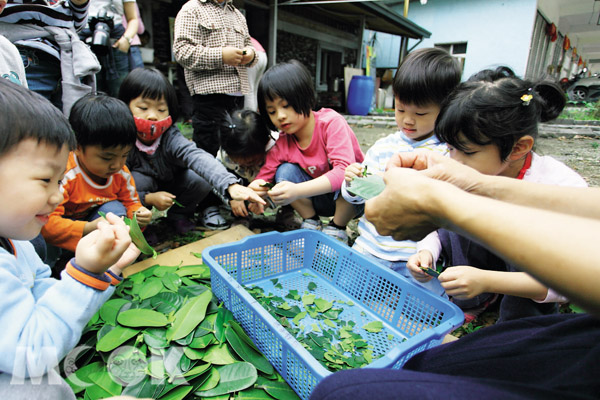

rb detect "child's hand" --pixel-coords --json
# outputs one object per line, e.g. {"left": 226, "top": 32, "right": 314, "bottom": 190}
{"left": 269, "top": 181, "right": 299, "bottom": 206}
{"left": 248, "top": 202, "right": 265, "bottom": 215}
{"left": 230, "top": 199, "right": 248, "bottom": 218}
{"left": 345, "top": 163, "right": 363, "bottom": 183}
{"left": 145, "top": 191, "right": 176, "bottom": 211}
{"left": 407, "top": 250, "right": 435, "bottom": 282}
{"left": 249, "top": 179, "right": 270, "bottom": 197}
{"left": 228, "top": 183, "right": 267, "bottom": 206}
{"left": 107, "top": 242, "right": 142, "bottom": 277}
{"left": 438, "top": 265, "right": 489, "bottom": 299}
{"left": 134, "top": 207, "right": 152, "bottom": 227}
{"left": 241, "top": 46, "right": 255, "bottom": 65}
{"left": 75, "top": 212, "right": 132, "bottom": 275}
{"left": 222, "top": 47, "right": 244, "bottom": 66}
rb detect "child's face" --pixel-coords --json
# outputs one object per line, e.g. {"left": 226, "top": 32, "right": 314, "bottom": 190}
{"left": 264, "top": 96, "right": 307, "bottom": 135}
{"left": 448, "top": 134, "right": 509, "bottom": 176}
{"left": 75, "top": 144, "right": 132, "bottom": 184}
{"left": 129, "top": 95, "right": 169, "bottom": 121}
{"left": 394, "top": 98, "right": 440, "bottom": 141}
{"left": 0, "top": 139, "right": 68, "bottom": 240}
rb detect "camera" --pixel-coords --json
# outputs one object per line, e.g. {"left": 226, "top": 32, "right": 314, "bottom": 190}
{"left": 87, "top": 8, "right": 114, "bottom": 56}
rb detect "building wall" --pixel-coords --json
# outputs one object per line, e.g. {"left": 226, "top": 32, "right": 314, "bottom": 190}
{"left": 372, "top": 0, "right": 538, "bottom": 80}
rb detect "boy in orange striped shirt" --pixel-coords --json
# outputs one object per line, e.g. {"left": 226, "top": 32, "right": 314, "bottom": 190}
{"left": 42, "top": 93, "right": 152, "bottom": 264}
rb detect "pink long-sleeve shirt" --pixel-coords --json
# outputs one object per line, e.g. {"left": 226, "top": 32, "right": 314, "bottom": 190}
{"left": 255, "top": 108, "right": 364, "bottom": 191}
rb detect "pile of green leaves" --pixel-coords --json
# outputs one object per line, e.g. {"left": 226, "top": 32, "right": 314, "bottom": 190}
{"left": 61, "top": 261, "right": 299, "bottom": 400}
{"left": 246, "top": 277, "right": 393, "bottom": 372}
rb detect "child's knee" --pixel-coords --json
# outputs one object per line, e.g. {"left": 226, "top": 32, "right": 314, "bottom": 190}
{"left": 275, "top": 163, "right": 305, "bottom": 183}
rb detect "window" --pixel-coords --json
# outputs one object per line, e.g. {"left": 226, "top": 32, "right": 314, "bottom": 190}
{"left": 435, "top": 42, "right": 467, "bottom": 72}
{"left": 316, "top": 44, "right": 344, "bottom": 92}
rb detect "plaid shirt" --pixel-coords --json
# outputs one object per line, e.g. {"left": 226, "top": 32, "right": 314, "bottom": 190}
{"left": 173, "top": 0, "right": 256, "bottom": 96}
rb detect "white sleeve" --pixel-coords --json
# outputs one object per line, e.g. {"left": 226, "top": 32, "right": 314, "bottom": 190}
{"left": 534, "top": 288, "right": 569, "bottom": 304}
{"left": 416, "top": 231, "right": 442, "bottom": 263}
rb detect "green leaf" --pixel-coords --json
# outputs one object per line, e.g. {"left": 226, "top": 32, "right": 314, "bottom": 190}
{"left": 347, "top": 174, "right": 385, "bottom": 200}
{"left": 158, "top": 385, "right": 194, "bottom": 400}
{"left": 144, "top": 328, "right": 169, "bottom": 349}
{"left": 96, "top": 326, "right": 140, "bottom": 352}
{"left": 196, "top": 362, "right": 257, "bottom": 397}
{"left": 151, "top": 292, "right": 184, "bottom": 314}
{"left": 190, "top": 333, "right": 216, "bottom": 349}
{"left": 307, "top": 282, "right": 317, "bottom": 291}
{"left": 314, "top": 298, "right": 333, "bottom": 313}
{"left": 166, "top": 290, "right": 212, "bottom": 341}
{"left": 88, "top": 370, "right": 122, "bottom": 397}
{"left": 98, "top": 298, "right": 129, "bottom": 326}
{"left": 162, "top": 272, "right": 183, "bottom": 291}
{"left": 227, "top": 320, "right": 260, "bottom": 352}
{"left": 125, "top": 213, "right": 158, "bottom": 258}
{"left": 195, "top": 367, "right": 220, "bottom": 392}
{"left": 176, "top": 265, "right": 211, "bottom": 279}
{"left": 225, "top": 325, "right": 274, "bottom": 375}
{"left": 139, "top": 277, "right": 164, "bottom": 300}
{"left": 302, "top": 294, "right": 315, "bottom": 306}
{"left": 237, "top": 388, "right": 275, "bottom": 399}
{"left": 117, "top": 309, "right": 168, "bottom": 327}
{"left": 183, "top": 347, "right": 206, "bottom": 360}
{"left": 362, "top": 320, "right": 383, "bottom": 333}
{"left": 65, "top": 361, "right": 104, "bottom": 394}
{"left": 202, "top": 342, "right": 238, "bottom": 365}
{"left": 183, "top": 362, "right": 211, "bottom": 377}
{"left": 215, "top": 307, "right": 234, "bottom": 343}
{"left": 257, "top": 380, "right": 300, "bottom": 400}
{"left": 147, "top": 359, "right": 167, "bottom": 379}
{"left": 178, "top": 283, "right": 210, "bottom": 298}
{"left": 121, "top": 375, "right": 166, "bottom": 399}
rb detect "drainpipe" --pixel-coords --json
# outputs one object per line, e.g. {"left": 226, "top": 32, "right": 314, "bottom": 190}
{"left": 357, "top": 15, "right": 366, "bottom": 69}
{"left": 404, "top": 0, "right": 409, "bottom": 17}
{"left": 268, "top": 0, "right": 278, "bottom": 67}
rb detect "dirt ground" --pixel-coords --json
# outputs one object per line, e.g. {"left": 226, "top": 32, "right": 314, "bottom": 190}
{"left": 351, "top": 125, "right": 600, "bottom": 187}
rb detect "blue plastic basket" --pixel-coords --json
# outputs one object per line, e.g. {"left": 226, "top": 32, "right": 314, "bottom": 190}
{"left": 202, "top": 230, "right": 464, "bottom": 399}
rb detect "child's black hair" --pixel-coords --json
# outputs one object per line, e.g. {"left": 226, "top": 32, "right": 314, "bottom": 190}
{"left": 118, "top": 67, "right": 179, "bottom": 122}
{"left": 436, "top": 66, "right": 566, "bottom": 160}
{"left": 219, "top": 109, "right": 272, "bottom": 157}
{"left": 0, "top": 79, "right": 75, "bottom": 156}
{"left": 393, "top": 47, "right": 463, "bottom": 107}
{"left": 257, "top": 60, "right": 316, "bottom": 131}
{"left": 69, "top": 93, "right": 137, "bottom": 148}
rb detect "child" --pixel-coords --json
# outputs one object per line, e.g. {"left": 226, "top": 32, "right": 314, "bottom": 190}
{"left": 0, "top": 79, "right": 133, "bottom": 396}
{"left": 342, "top": 48, "right": 462, "bottom": 294}
{"left": 119, "top": 67, "right": 265, "bottom": 234}
{"left": 249, "top": 60, "right": 364, "bottom": 244}
{"left": 41, "top": 93, "right": 152, "bottom": 262}
{"left": 218, "top": 109, "right": 300, "bottom": 230}
{"left": 408, "top": 66, "right": 588, "bottom": 323}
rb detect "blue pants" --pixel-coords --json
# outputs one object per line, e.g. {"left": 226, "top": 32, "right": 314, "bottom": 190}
{"left": 310, "top": 313, "right": 600, "bottom": 399}
{"left": 132, "top": 169, "right": 211, "bottom": 221}
{"left": 275, "top": 163, "right": 363, "bottom": 218}
{"left": 18, "top": 47, "right": 62, "bottom": 110}
{"left": 46, "top": 200, "right": 127, "bottom": 268}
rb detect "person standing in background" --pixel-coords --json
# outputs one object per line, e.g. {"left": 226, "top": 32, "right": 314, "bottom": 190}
{"left": 244, "top": 37, "right": 267, "bottom": 111}
{"left": 85, "top": 0, "right": 138, "bottom": 97}
{"left": 173, "top": 0, "right": 256, "bottom": 230}
{"left": 122, "top": 1, "right": 144, "bottom": 70}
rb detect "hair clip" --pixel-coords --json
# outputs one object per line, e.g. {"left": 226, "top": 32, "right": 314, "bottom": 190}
{"left": 228, "top": 124, "right": 236, "bottom": 129}
{"left": 520, "top": 93, "right": 533, "bottom": 106}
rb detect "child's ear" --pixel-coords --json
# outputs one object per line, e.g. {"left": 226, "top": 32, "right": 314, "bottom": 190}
{"left": 508, "top": 135, "right": 534, "bottom": 161}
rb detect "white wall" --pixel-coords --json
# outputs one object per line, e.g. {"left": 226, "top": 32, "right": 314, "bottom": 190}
{"left": 399, "top": 0, "right": 538, "bottom": 80}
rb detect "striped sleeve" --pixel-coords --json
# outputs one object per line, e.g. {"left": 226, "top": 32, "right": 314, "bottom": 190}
{"left": 0, "top": 0, "right": 88, "bottom": 30}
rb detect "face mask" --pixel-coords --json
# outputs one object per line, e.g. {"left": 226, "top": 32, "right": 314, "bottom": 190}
{"left": 134, "top": 116, "right": 173, "bottom": 141}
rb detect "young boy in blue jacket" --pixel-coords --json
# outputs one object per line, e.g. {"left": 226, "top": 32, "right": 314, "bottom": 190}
{"left": 0, "top": 79, "right": 134, "bottom": 398}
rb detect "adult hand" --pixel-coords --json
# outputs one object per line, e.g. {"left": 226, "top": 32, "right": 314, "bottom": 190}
{"left": 386, "top": 151, "right": 485, "bottom": 194}
{"left": 75, "top": 212, "right": 132, "bottom": 274}
{"left": 222, "top": 47, "right": 244, "bottom": 66}
{"left": 113, "top": 36, "right": 131, "bottom": 53}
{"left": 107, "top": 242, "right": 142, "bottom": 277}
{"left": 438, "top": 265, "right": 489, "bottom": 299}
{"left": 145, "top": 191, "right": 175, "bottom": 211}
{"left": 406, "top": 251, "right": 435, "bottom": 283}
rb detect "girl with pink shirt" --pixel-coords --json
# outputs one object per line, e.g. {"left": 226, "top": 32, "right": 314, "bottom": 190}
{"left": 249, "top": 60, "right": 364, "bottom": 244}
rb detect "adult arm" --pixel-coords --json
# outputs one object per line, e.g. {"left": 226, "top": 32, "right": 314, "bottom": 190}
{"left": 365, "top": 163, "right": 600, "bottom": 314}
{"left": 113, "top": 1, "right": 138, "bottom": 53}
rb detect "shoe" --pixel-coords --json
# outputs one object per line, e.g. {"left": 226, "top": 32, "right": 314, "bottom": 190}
{"left": 275, "top": 206, "right": 301, "bottom": 231}
{"left": 200, "top": 206, "right": 230, "bottom": 230}
{"left": 173, "top": 218, "right": 196, "bottom": 235}
{"left": 322, "top": 224, "right": 348, "bottom": 244}
{"left": 300, "top": 218, "right": 323, "bottom": 231}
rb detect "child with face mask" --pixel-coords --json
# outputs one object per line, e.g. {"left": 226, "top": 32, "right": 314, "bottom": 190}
{"left": 119, "top": 67, "right": 265, "bottom": 235}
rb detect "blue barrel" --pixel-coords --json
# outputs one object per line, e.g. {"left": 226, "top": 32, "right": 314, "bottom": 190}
{"left": 347, "top": 75, "right": 374, "bottom": 116}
